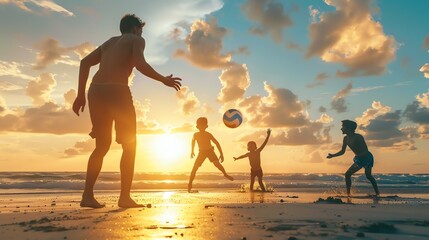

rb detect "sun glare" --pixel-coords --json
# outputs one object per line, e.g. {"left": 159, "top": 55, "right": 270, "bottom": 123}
{"left": 151, "top": 133, "right": 186, "bottom": 163}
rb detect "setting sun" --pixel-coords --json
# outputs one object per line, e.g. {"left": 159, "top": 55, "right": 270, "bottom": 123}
{"left": 150, "top": 133, "right": 187, "bottom": 163}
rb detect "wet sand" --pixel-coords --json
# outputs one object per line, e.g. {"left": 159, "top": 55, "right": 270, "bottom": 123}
{"left": 1, "top": 190, "right": 429, "bottom": 240}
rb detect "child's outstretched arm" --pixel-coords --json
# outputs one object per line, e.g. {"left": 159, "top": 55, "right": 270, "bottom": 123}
{"left": 233, "top": 153, "right": 249, "bottom": 161}
{"left": 191, "top": 134, "right": 196, "bottom": 158}
{"left": 257, "top": 128, "right": 271, "bottom": 152}
{"left": 327, "top": 136, "right": 347, "bottom": 159}
{"left": 211, "top": 134, "right": 224, "bottom": 163}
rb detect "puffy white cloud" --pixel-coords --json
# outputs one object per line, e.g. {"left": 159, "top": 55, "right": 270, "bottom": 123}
{"left": 176, "top": 86, "right": 200, "bottom": 115}
{"left": 241, "top": 0, "right": 293, "bottom": 43}
{"left": 0, "top": 0, "right": 73, "bottom": 16}
{"left": 239, "top": 82, "right": 309, "bottom": 128}
{"left": 358, "top": 101, "right": 415, "bottom": 151}
{"left": 218, "top": 63, "right": 251, "bottom": 103}
{"left": 317, "top": 113, "right": 333, "bottom": 124}
{"left": 420, "top": 63, "right": 429, "bottom": 79}
{"left": 330, "top": 82, "right": 352, "bottom": 113}
{"left": 33, "top": 38, "right": 95, "bottom": 70}
{"left": 174, "top": 18, "right": 232, "bottom": 69}
{"left": 26, "top": 73, "right": 56, "bottom": 106}
{"left": 306, "top": 0, "right": 396, "bottom": 78}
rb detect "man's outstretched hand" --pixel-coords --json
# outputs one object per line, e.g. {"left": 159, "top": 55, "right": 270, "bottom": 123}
{"left": 163, "top": 74, "right": 182, "bottom": 91}
{"left": 72, "top": 95, "right": 86, "bottom": 116}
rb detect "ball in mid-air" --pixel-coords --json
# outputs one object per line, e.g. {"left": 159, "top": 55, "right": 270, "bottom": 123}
{"left": 223, "top": 109, "right": 243, "bottom": 128}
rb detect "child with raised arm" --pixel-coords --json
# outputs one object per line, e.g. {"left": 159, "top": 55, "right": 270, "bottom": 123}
{"left": 234, "top": 129, "right": 271, "bottom": 192}
{"left": 327, "top": 120, "right": 380, "bottom": 197}
{"left": 188, "top": 117, "right": 234, "bottom": 192}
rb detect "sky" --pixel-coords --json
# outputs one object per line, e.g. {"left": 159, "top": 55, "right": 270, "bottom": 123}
{"left": 0, "top": 0, "right": 428, "bottom": 173}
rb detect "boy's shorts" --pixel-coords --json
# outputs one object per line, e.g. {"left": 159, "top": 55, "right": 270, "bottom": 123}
{"left": 194, "top": 147, "right": 218, "bottom": 167}
{"left": 353, "top": 152, "right": 374, "bottom": 168}
{"left": 88, "top": 83, "right": 136, "bottom": 144}
{"left": 250, "top": 168, "right": 263, "bottom": 179}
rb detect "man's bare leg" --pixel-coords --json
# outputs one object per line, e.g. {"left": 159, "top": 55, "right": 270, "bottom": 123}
{"left": 81, "top": 138, "right": 111, "bottom": 208}
{"left": 118, "top": 140, "right": 143, "bottom": 208}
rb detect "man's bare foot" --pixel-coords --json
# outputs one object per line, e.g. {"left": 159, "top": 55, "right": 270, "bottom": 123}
{"left": 80, "top": 195, "right": 105, "bottom": 208}
{"left": 118, "top": 197, "right": 144, "bottom": 208}
{"left": 187, "top": 183, "right": 192, "bottom": 193}
{"left": 224, "top": 174, "right": 234, "bottom": 181}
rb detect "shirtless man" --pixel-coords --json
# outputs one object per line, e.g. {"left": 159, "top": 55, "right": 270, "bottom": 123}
{"left": 72, "top": 14, "right": 181, "bottom": 208}
{"left": 327, "top": 120, "right": 380, "bottom": 197}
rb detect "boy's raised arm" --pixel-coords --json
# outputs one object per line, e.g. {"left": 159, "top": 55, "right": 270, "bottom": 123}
{"left": 257, "top": 128, "right": 271, "bottom": 152}
{"left": 327, "top": 136, "right": 347, "bottom": 158}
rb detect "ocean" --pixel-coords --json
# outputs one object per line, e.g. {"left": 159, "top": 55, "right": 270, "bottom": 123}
{"left": 1, "top": 172, "right": 428, "bottom": 194}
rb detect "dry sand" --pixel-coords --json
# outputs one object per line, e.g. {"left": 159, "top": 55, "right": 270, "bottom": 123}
{"left": 1, "top": 190, "right": 429, "bottom": 240}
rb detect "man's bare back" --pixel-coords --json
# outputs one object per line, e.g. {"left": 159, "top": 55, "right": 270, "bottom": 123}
{"left": 93, "top": 34, "right": 145, "bottom": 85}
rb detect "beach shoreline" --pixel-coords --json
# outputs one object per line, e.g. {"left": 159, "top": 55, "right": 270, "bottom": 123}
{"left": 1, "top": 190, "right": 429, "bottom": 240}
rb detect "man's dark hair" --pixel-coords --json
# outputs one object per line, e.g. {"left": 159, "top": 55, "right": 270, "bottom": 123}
{"left": 341, "top": 119, "right": 357, "bottom": 132}
{"left": 120, "top": 14, "right": 145, "bottom": 34}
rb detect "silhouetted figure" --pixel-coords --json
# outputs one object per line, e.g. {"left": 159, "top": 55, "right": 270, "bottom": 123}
{"left": 188, "top": 117, "right": 234, "bottom": 192}
{"left": 72, "top": 14, "right": 181, "bottom": 208}
{"left": 327, "top": 120, "right": 380, "bottom": 197}
{"left": 234, "top": 128, "right": 271, "bottom": 192}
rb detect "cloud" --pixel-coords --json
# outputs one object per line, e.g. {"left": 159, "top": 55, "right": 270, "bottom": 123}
{"left": 403, "top": 101, "right": 429, "bottom": 125}
{"left": 73, "top": 42, "right": 96, "bottom": 59}
{"left": 239, "top": 123, "right": 331, "bottom": 146}
{"left": 0, "top": 60, "right": 33, "bottom": 80}
{"left": 423, "top": 34, "right": 429, "bottom": 49}
{"left": 32, "top": 38, "right": 94, "bottom": 70}
{"left": 0, "top": 0, "right": 73, "bottom": 16}
{"left": 0, "top": 81, "right": 23, "bottom": 91}
{"left": 134, "top": 100, "right": 165, "bottom": 134}
{"left": 239, "top": 82, "right": 310, "bottom": 128}
{"left": 0, "top": 101, "right": 90, "bottom": 134}
{"left": 304, "top": 151, "right": 324, "bottom": 163}
{"left": 174, "top": 18, "right": 232, "bottom": 69}
{"left": 63, "top": 89, "right": 76, "bottom": 109}
{"left": 241, "top": 0, "right": 293, "bottom": 43}
{"left": 351, "top": 86, "right": 384, "bottom": 93}
{"left": 319, "top": 106, "right": 327, "bottom": 113}
{"left": 307, "top": 72, "right": 329, "bottom": 88}
{"left": 0, "top": 96, "right": 8, "bottom": 115}
{"left": 306, "top": 0, "right": 396, "bottom": 78}
{"left": 356, "top": 101, "right": 391, "bottom": 126}
{"left": 317, "top": 113, "right": 333, "bottom": 124}
{"left": 330, "top": 82, "right": 352, "bottom": 113}
{"left": 64, "top": 139, "right": 94, "bottom": 157}
{"left": 416, "top": 90, "right": 429, "bottom": 108}
{"left": 420, "top": 63, "right": 429, "bottom": 79}
{"left": 176, "top": 86, "right": 200, "bottom": 115}
{"left": 358, "top": 101, "right": 415, "bottom": 151}
{"left": 218, "top": 63, "right": 251, "bottom": 103}
{"left": 26, "top": 73, "right": 57, "bottom": 106}
{"left": 171, "top": 122, "right": 195, "bottom": 133}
